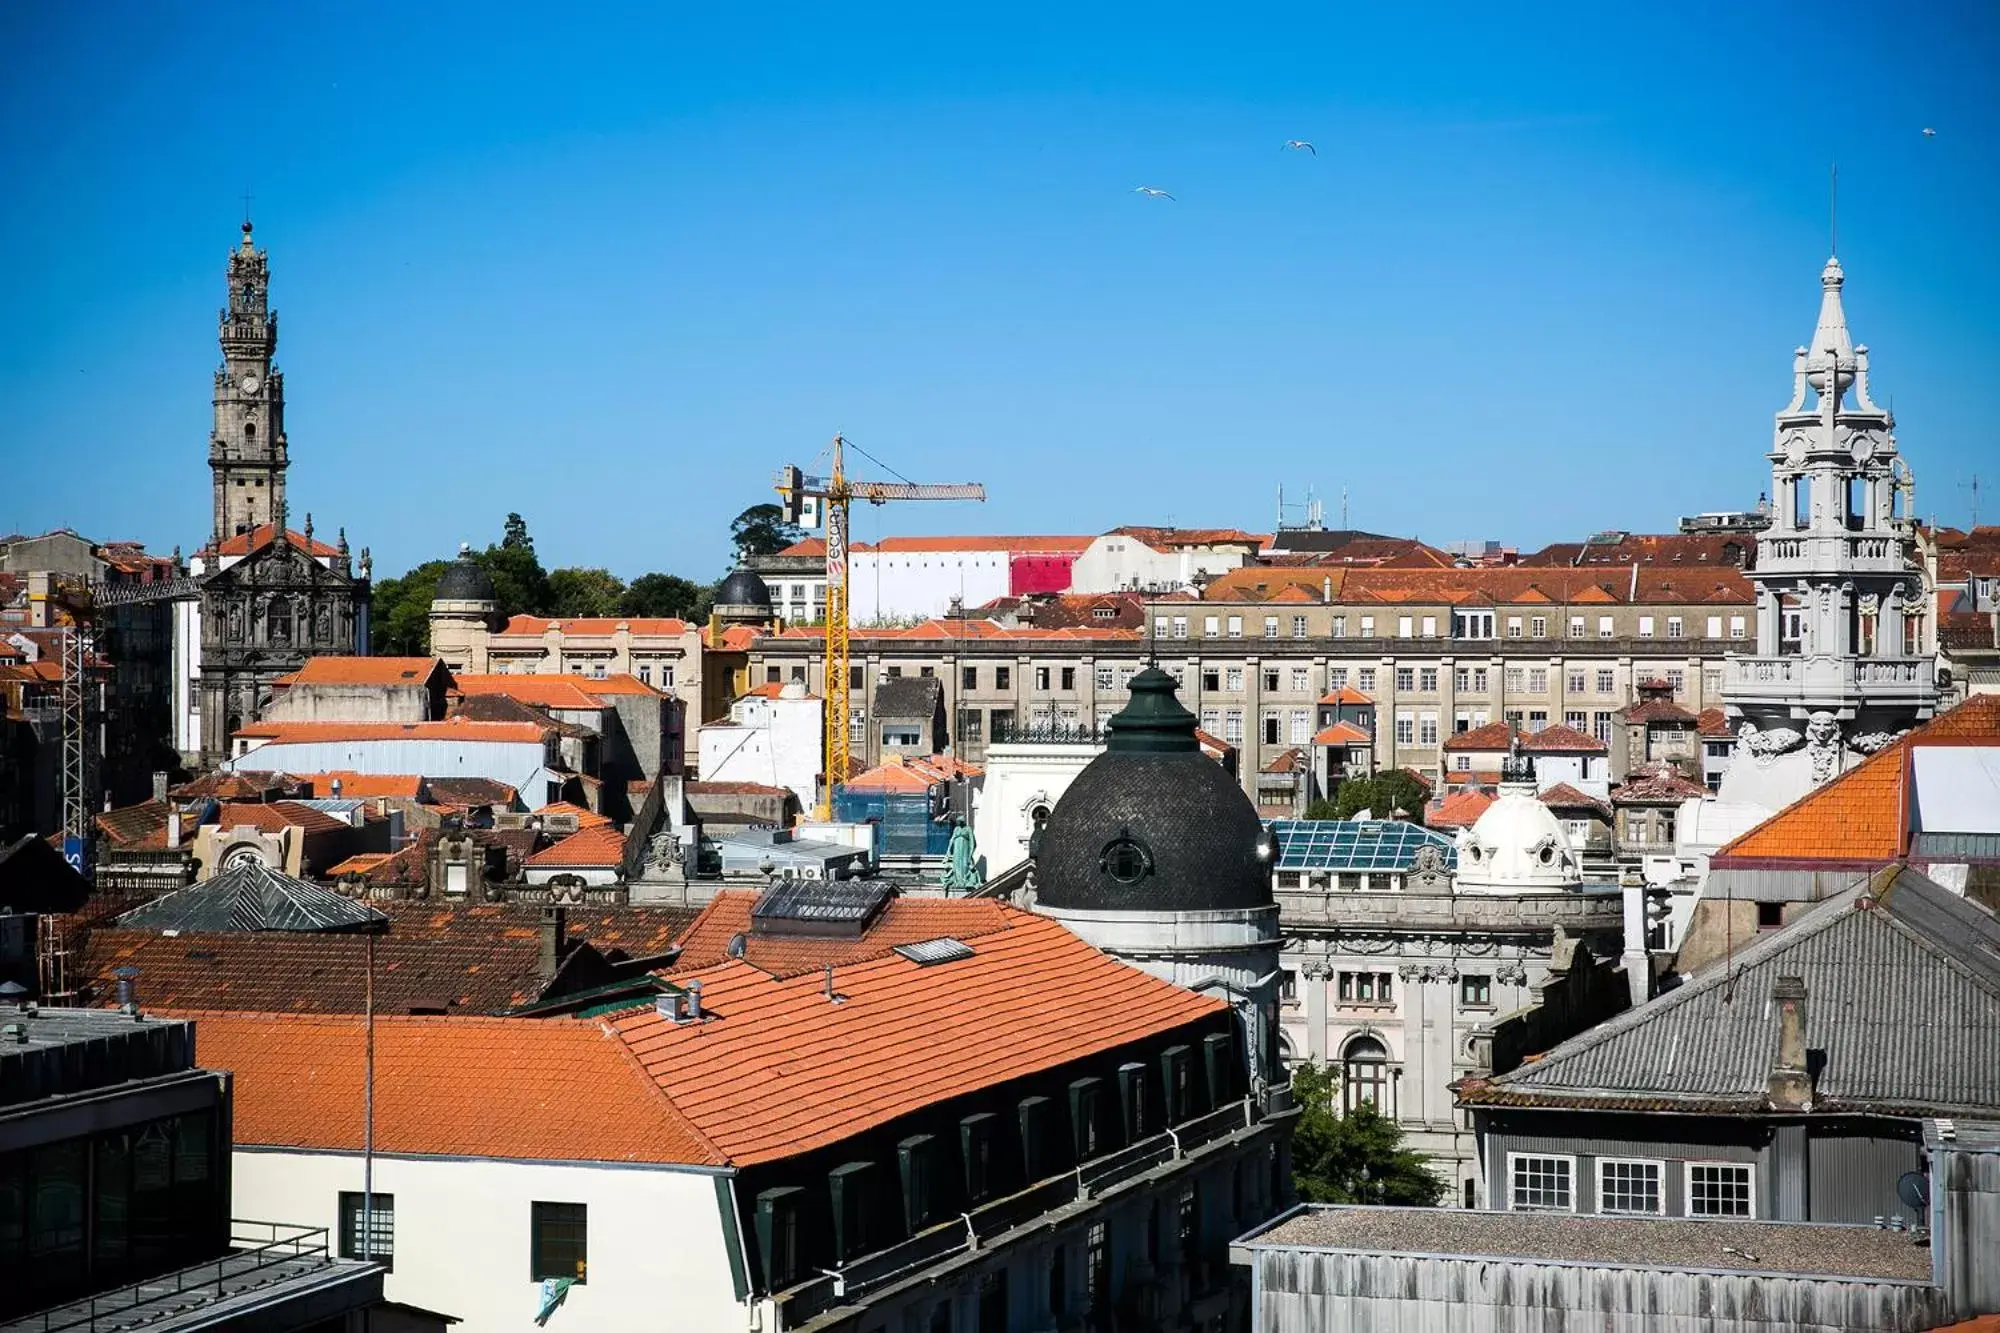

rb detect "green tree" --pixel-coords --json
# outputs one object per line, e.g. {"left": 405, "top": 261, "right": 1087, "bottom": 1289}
{"left": 369, "top": 559, "right": 452, "bottom": 655}
{"left": 1331, "top": 771, "right": 1430, "bottom": 823}
{"left": 547, "top": 567, "right": 627, "bottom": 618}
{"left": 1288, "top": 1061, "right": 1446, "bottom": 1206}
{"left": 623, "top": 572, "right": 715, "bottom": 622}
{"left": 501, "top": 512, "right": 534, "bottom": 551}
{"left": 1303, "top": 797, "right": 1342, "bottom": 821}
{"left": 730, "top": 503, "right": 803, "bottom": 559}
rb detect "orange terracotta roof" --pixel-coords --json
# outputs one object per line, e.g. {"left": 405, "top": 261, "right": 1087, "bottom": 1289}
{"left": 716, "top": 625, "right": 758, "bottom": 651}
{"left": 1538, "top": 783, "right": 1611, "bottom": 815}
{"left": 450, "top": 674, "right": 607, "bottom": 710}
{"left": 210, "top": 800, "right": 354, "bottom": 835}
{"left": 292, "top": 772, "right": 426, "bottom": 800}
{"left": 233, "top": 718, "right": 549, "bottom": 744}
{"left": 530, "top": 800, "right": 614, "bottom": 828}
{"left": 1696, "top": 707, "right": 1735, "bottom": 739}
{"left": 494, "top": 615, "right": 692, "bottom": 637}
{"left": 94, "top": 800, "right": 196, "bottom": 850}
{"left": 1444, "top": 721, "right": 1514, "bottom": 752}
{"left": 670, "top": 891, "right": 1012, "bottom": 978}
{"left": 207, "top": 524, "right": 344, "bottom": 559}
{"left": 188, "top": 1011, "right": 723, "bottom": 1165}
{"left": 1312, "top": 721, "right": 1372, "bottom": 745}
{"left": 1521, "top": 722, "right": 1606, "bottom": 754}
{"left": 325, "top": 852, "right": 393, "bottom": 876}
{"left": 1319, "top": 685, "right": 1373, "bottom": 706}
{"left": 521, "top": 824, "right": 627, "bottom": 867}
{"left": 1428, "top": 789, "right": 1495, "bottom": 829}
{"left": 288, "top": 656, "right": 444, "bottom": 686}
{"left": 622, "top": 906, "right": 1225, "bottom": 1165}
{"left": 170, "top": 771, "right": 307, "bottom": 800}
{"left": 575, "top": 673, "right": 663, "bottom": 697}
{"left": 1710, "top": 698, "right": 2000, "bottom": 867}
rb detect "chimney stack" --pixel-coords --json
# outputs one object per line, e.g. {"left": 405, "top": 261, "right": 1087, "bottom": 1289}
{"left": 114, "top": 967, "right": 141, "bottom": 1018}
{"left": 1767, "top": 974, "right": 1812, "bottom": 1111}
{"left": 166, "top": 804, "right": 181, "bottom": 849}
{"left": 685, "top": 978, "right": 703, "bottom": 1020}
{"left": 538, "top": 905, "right": 568, "bottom": 980}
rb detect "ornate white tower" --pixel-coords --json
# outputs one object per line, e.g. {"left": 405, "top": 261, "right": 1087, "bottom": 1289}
{"left": 1720, "top": 256, "right": 1938, "bottom": 808}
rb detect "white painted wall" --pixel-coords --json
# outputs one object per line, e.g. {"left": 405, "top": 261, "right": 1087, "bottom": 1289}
{"left": 699, "top": 693, "right": 821, "bottom": 811}
{"left": 973, "top": 740, "right": 1103, "bottom": 877}
{"left": 1068, "top": 536, "right": 1250, "bottom": 595}
{"left": 173, "top": 593, "right": 203, "bottom": 756}
{"left": 226, "top": 736, "right": 558, "bottom": 802}
{"left": 848, "top": 550, "right": 1014, "bottom": 624}
{"left": 230, "top": 1148, "right": 744, "bottom": 1331}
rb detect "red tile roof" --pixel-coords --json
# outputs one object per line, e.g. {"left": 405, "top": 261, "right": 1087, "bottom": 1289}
{"left": 170, "top": 771, "right": 308, "bottom": 801}
{"left": 576, "top": 673, "right": 664, "bottom": 697}
{"left": 521, "top": 824, "right": 628, "bottom": 867}
{"left": 233, "top": 718, "right": 550, "bottom": 744}
{"left": 1427, "top": 789, "right": 1495, "bottom": 829}
{"left": 1443, "top": 721, "right": 1513, "bottom": 752}
{"left": 670, "top": 891, "right": 1012, "bottom": 979}
{"left": 450, "top": 674, "right": 607, "bottom": 710}
{"left": 1696, "top": 707, "right": 1735, "bottom": 739}
{"left": 626, "top": 906, "right": 1225, "bottom": 1165}
{"left": 190, "top": 1011, "right": 724, "bottom": 1165}
{"left": 1613, "top": 764, "right": 1709, "bottom": 804}
{"left": 1521, "top": 723, "right": 1606, "bottom": 755}
{"left": 1312, "top": 721, "right": 1372, "bottom": 746}
{"left": 530, "top": 800, "right": 613, "bottom": 828}
{"left": 1538, "top": 783, "right": 1611, "bottom": 815}
{"left": 291, "top": 772, "right": 426, "bottom": 800}
{"left": 1621, "top": 697, "right": 1698, "bottom": 724}
{"left": 494, "top": 615, "right": 692, "bottom": 637}
{"left": 1319, "top": 685, "right": 1374, "bottom": 706}
{"left": 287, "top": 656, "right": 445, "bottom": 686}
{"left": 1710, "top": 697, "right": 2000, "bottom": 867}
{"left": 211, "top": 800, "right": 354, "bottom": 836}
{"left": 325, "top": 852, "right": 393, "bottom": 876}
{"left": 94, "top": 800, "right": 195, "bottom": 850}
{"left": 206, "top": 524, "right": 343, "bottom": 559}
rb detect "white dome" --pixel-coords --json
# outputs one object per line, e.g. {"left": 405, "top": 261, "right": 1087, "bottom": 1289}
{"left": 1454, "top": 788, "right": 1582, "bottom": 893}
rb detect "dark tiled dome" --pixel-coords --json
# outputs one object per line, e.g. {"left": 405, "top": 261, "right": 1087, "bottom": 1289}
{"left": 1034, "top": 667, "right": 1273, "bottom": 913}
{"left": 433, "top": 552, "right": 496, "bottom": 604}
{"left": 715, "top": 566, "right": 773, "bottom": 611}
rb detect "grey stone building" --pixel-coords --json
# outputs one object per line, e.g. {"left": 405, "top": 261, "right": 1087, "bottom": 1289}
{"left": 180, "top": 222, "right": 369, "bottom": 765}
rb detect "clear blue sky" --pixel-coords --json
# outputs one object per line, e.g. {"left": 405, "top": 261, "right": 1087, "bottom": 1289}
{"left": 1, "top": 2, "right": 1995, "bottom": 581}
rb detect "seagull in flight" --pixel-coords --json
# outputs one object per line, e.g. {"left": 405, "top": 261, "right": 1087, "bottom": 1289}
{"left": 1284, "top": 139, "right": 1316, "bottom": 155}
{"left": 1922, "top": 127, "right": 1936, "bottom": 137}
{"left": 1134, "top": 186, "right": 1175, "bottom": 200}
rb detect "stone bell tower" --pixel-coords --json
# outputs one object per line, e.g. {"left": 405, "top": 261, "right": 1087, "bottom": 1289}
{"left": 210, "top": 219, "right": 289, "bottom": 543}
{"left": 1719, "top": 255, "right": 1938, "bottom": 809}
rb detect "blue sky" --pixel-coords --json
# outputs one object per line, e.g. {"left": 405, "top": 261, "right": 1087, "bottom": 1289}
{"left": 1, "top": 2, "right": 1995, "bottom": 581}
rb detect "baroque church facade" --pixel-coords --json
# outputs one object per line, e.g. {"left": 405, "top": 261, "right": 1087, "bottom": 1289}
{"left": 172, "top": 222, "right": 370, "bottom": 765}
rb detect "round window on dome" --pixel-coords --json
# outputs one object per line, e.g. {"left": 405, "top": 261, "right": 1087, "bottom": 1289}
{"left": 1100, "top": 834, "right": 1153, "bottom": 884}
{"left": 1538, "top": 844, "right": 1554, "bottom": 865}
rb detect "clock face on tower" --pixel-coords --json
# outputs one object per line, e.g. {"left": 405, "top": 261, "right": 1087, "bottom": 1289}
{"left": 239, "top": 374, "right": 261, "bottom": 395}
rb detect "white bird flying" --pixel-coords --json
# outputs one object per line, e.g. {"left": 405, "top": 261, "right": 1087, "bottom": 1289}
{"left": 1134, "top": 186, "right": 1175, "bottom": 200}
{"left": 1922, "top": 127, "right": 1937, "bottom": 137}
{"left": 1284, "top": 139, "right": 1316, "bottom": 154}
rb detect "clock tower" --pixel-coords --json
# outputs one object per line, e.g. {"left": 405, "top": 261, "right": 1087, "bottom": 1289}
{"left": 210, "top": 219, "right": 288, "bottom": 544}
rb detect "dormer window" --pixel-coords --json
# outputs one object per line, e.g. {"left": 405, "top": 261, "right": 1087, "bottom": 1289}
{"left": 1099, "top": 832, "right": 1153, "bottom": 885}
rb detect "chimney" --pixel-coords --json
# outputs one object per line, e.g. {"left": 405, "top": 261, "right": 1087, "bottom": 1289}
{"left": 166, "top": 805, "right": 181, "bottom": 849}
{"left": 114, "top": 966, "right": 141, "bottom": 1018}
{"left": 538, "top": 905, "right": 568, "bottom": 979}
{"left": 685, "top": 978, "right": 703, "bottom": 1020}
{"left": 1767, "top": 974, "right": 1812, "bottom": 1111}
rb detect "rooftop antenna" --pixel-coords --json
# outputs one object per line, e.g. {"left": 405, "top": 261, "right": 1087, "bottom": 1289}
{"left": 1341, "top": 485, "right": 1349, "bottom": 530}
{"left": 1964, "top": 475, "right": 1985, "bottom": 528}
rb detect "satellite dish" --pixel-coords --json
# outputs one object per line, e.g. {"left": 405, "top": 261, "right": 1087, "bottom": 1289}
{"left": 726, "top": 932, "right": 747, "bottom": 960}
{"left": 1897, "top": 1171, "right": 1929, "bottom": 1210}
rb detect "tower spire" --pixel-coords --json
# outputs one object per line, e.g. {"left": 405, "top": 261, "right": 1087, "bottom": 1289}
{"left": 1803, "top": 255, "right": 1856, "bottom": 398}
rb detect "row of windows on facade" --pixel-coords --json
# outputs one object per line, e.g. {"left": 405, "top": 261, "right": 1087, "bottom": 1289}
{"left": 1281, "top": 969, "right": 1496, "bottom": 1011}
{"left": 1151, "top": 612, "right": 1750, "bottom": 642}
{"left": 1508, "top": 1153, "right": 1755, "bottom": 1219}
{"left": 492, "top": 659, "right": 677, "bottom": 687}
{"left": 338, "top": 1193, "right": 586, "bottom": 1283}
{"left": 808, "top": 662, "right": 1714, "bottom": 705}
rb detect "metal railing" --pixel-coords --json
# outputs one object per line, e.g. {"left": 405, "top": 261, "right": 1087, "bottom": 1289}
{"left": 19, "top": 1221, "right": 332, "bottom": 1333}
{"left": 777, "top": 1094, "right": 1275, "bottom": 1323}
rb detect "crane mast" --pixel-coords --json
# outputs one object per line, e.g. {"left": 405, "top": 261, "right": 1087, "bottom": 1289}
{"left": 776, "top": 435, "right": 984, "bottom": 817}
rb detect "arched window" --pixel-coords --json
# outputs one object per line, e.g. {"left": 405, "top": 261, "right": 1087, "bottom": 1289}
{"left": 1342, "top": 1036, "right": 1392, "bottom": 1116}
{"left": 244, "top": 419, "right": 257, "bottom": 439}
{"left": 268, "top": 598, "right": 292, "bottom": 645}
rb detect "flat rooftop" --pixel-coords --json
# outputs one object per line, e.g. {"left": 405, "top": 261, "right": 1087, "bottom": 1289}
{"left": 1235, "top": 1206, "right": 1934, "bottom": 1283}
{"left": 0, "top": 1005, "right": 191, "bottom": 1051}
{"left": 1, "top": 1007, "right": 198, "bottom": 1110}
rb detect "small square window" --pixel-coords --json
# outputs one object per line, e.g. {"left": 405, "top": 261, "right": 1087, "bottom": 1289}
{"left": 1508, "top": 1154, "right": 1575, "bottom": 1212}
{"left": 339, "top": 1192, "right": 394, "bottom": 1270}
{"left": 1597, "top": 1159, "right": 1664, "bottom": 1215}
{"left": 1459, "top": 975, "right": 1491, "bottom": 1007}
{"left": 1687, "top": 1163, "right": 1754, "bottom": 1218}
{"left": 531, "top": 1201, "right": 589, "bottom": 1282}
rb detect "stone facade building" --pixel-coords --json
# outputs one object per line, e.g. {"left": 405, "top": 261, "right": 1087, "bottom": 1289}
{"left": 177, "top": 222, "right": 369, "bottom": 766}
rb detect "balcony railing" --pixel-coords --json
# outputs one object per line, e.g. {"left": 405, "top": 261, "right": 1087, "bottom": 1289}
{"left": 15, "top": 1222, "right": 337, "bottom": 1333}
{"left": 774, "top": 1093, "right": 1277, "bottom": 1325}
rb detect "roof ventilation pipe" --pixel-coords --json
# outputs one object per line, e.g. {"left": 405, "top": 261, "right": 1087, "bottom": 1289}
{"left": 685, "top": 979, "right": 703, "bottom": 1020}
{"left": 114, "top": 967, "right": 141, "bottom": 1018}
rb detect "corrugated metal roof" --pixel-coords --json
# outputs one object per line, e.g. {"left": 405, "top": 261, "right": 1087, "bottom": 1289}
{"left": 115, "top": 860, "right": 387, "bottom": 934}
{"left": 1469, "top": 866, "right": 2000, "bottom": 1118}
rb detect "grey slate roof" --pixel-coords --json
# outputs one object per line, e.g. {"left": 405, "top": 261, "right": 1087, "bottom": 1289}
{"left": 115, "top": 859, "right": 388, "bottom": 934}
{"left": 872, "top": 675, "right": 943, "bottom": 719}
{"left": 1465, "top": 865, "right": 2000, "bottom": 1118}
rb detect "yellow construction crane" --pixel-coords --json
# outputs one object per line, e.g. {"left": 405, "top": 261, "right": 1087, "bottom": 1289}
{"left": 776, "top": 436, "right": 984, "bottom": 815}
